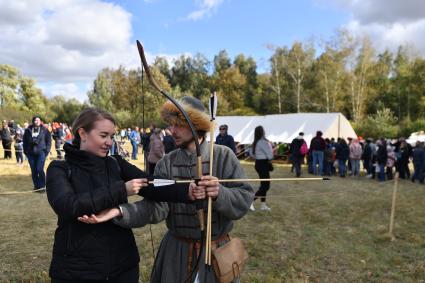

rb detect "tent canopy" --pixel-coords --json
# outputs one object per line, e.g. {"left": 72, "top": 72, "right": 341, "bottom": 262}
{"left": 212, "top": 113, "right": 357, "bottom": 145}
{"left": 407, "top": 131, "right": 425, "bottom": 145}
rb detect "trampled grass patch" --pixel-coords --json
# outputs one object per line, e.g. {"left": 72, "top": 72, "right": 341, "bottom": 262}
{"left": 0, "top": 152, "right": 424, "bottom": 282}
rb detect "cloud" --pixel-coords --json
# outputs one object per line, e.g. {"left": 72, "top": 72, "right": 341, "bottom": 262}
{"left": 336, "top": 0, "right": 425, "bottom": 25}
{"left": 330, "top": 0, "right": 425, "bottom": 55}
{"left": 185, "top": 0, "right": 224, "bottom": 21}
{"left": 0, "top": 0, "right": 137, "bottom": 83}
{"left": 39, "top": 82, "right": 91, "bottom": 102}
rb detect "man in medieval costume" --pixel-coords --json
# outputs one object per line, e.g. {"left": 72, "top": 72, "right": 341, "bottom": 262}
{"left": 114, "top": 96, "right": 254, "bottom": 282}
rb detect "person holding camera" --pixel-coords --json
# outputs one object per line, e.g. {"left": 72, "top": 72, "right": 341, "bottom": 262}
{"left": 23, "top": 116, "right": 51, "bottom": 192}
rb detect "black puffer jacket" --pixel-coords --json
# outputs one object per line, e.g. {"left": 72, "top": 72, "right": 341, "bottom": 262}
{"left": 46, "top": 143, "right": 190, "bottom": 281}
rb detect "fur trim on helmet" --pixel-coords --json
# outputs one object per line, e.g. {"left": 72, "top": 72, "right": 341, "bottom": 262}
{"left": 161, "top": 100, "right": 211, "bottom": 132}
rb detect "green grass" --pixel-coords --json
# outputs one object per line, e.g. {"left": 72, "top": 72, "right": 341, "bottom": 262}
{"left": 1, "top": 149, "right": 425, "bottom": 282}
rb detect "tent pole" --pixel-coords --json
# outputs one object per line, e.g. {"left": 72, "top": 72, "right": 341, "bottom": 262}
{"left": 338, "top": 114, "right": 341, "bottom": 139}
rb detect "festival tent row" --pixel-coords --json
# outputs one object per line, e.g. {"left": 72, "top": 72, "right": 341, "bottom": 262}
{"left": 212, "top": 113, "right": 357, "bottom": 145}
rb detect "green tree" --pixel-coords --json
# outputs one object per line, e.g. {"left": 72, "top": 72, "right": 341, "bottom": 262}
{"left": 393, "top": 46, "right": 414, "bottom": 122}
{"left": 19, "top": 77, "right": 50, "bottom": 119}
{"left": 269, "top": 46, "right": 289, "bottom": 113}
{"left": 347, "top": 36, "right": 375, "bottom": 122}
{"left": 213, "top": 50, "right": 231, "bottom": 75}
{"left": 88, "top": 68, "right": 115, "bottom": 112}
{"left": 253, "top": 73, "right": 277, "bottom": 114}
{"left": 0, "top": 64, "right": 20, "bottom": 108}
{"left": 367, "top": 50, "right": 393, "bottom": 115}
{"left": 213, "top": 67, "right": 246, "bottom": 114}
{"left": 50, "top": 95, "right": 84, "bottom": 124}
{"left": 154, "top": 56, "right": 171, "bottom": 81}
{"left": 234, "top": 54, "right": 258, "bottom": 108}
{"left": 408, "top": 57, "right": 425, "bottom": 120}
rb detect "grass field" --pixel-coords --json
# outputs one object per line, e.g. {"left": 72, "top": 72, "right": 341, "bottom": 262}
{"left": 0, "top": 146, "right": 425, "bottom": 282}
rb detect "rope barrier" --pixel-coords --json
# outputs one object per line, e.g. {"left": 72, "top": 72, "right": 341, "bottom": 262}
{"left": 0, "top": 188, "right": 45, "bottom": 196}
{"left": 0, "top": 177, "right": 399, "bottom": 197}
{"left": 0, "top": 148, "right": 65, "bottom": 153}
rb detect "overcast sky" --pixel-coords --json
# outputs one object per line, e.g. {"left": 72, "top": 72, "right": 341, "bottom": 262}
{"left": 1, "top": 0, "right": 425, "bottom": 102}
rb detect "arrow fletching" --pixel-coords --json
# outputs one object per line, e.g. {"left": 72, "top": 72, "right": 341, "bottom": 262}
{"left": 149, "top": 179, "right": 176, "bottom": 187}
{"left": 209, "top": 92, "right": 217, "bottom": 120}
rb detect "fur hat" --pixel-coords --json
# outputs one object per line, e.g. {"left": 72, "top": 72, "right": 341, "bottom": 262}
{"left": 161, "top": 96, "right": 211, "bottom": 132}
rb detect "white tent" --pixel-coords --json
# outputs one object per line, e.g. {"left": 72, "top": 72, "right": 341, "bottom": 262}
{"left": 212, "top": 113, "right": 357, "bottom": 144}
{"left": 407, "top": 131, "right": 425, "bottom": 145}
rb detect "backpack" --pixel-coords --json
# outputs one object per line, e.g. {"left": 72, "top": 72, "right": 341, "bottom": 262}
{"left": 300, "top": 142, "right": 309, "bottom": 155}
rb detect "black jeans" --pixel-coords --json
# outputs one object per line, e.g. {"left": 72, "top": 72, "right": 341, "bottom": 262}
{"left": 254, "top": 159, "right": 271, "bottom": 202}
{"left": 292, "top": 156, "right": 302, "bottom": 177}
{"left": 51, "top": 266, "right": 139, "bottom": 283}
{"left": 2, "top": 140, "right": 12, "bottom": 159}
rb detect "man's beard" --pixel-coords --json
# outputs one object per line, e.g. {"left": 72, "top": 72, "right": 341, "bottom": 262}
{"left": 177, "top": 137, "right": 195, "bottom": 149}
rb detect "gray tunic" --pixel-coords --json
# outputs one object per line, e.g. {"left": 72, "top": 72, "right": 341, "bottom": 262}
{"left": 114, "top": 142, "right": 254, "bottom": 283}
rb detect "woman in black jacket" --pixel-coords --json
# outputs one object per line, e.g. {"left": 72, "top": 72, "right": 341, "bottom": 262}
{"left": 46, "top": 108, "right": 201, "bottom": 283}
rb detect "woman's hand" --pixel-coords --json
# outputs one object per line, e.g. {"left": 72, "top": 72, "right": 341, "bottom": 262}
{"left": 77, "top": 208, "right": 122, "bottom": 224}
{"left": 188, "top": 182, "right": 206, "bottom": 201}
{"left": 198, "top": 176, "right": 220, "bottom": 200}
{"left": 125, "top": 178, "right": 149, "bottom": 196}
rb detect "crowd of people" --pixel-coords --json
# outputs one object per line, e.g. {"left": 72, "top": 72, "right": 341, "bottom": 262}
{"left": 288, "top": 131, "right": 425, "bottom": 184}
{"left": 2, "top": 117, "right": 423, "bottom": 202}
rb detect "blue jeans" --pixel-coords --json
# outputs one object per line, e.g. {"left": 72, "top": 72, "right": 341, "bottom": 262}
{"left": 338, "top": 159, "right": 346, "bottom": 176}
{"left": 350, "top": 159, "right": 360, "bottom": 176}
{"left": 378, "top": 164, "right": 386, "bottom": 182}
{"left": 131, "top": 141, "right": 138, "bottom": 160}
{"left": 110, "top": 142, "right": 116, "bottom": 155}
{"left": 312, "top": 150, "right": 324, "bottom": 175}
{"left": 27, "top": 152, "right": 47, "bottom": 189}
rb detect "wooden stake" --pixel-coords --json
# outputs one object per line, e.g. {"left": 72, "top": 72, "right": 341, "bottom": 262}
{"left": 205, "top": 120, "right": 215, "bottom": 266}
{"left": 388, "top": 172, "right": 399, "bottom": 241}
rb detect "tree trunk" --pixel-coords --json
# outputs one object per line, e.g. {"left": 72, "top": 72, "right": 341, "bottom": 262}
{"left": 332, "top": 70, "right": 340, "bottom": 112}
{"left": 351, "top": 79, "right": 356, "bottom": 121}
{"left": 324, "top": 73, "right": 329, "bottom": 113}
{"left": 297, "top": 65, "right": 301, "bottom": 113}
{"left": 273, "top": 56, "right": 282, "bottom": 114}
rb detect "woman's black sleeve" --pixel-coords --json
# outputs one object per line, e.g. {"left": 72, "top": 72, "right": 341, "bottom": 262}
{"left": 138, "top": 182, "right": 192, "bottom": 203}
{"left": 113, "top": 155, "right": 148, "bottom": 181}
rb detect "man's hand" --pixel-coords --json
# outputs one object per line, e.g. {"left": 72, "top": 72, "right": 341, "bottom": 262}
{"left": 188, "top": 182, "right": 206, "bottom": 201}
{"left": 77, "top": 208, "right": 122, "bottom": 224}
{"left": 125, "top": 178, "right": 149, "bottom": 196}
{"left": 198, "top": 176, "right": 220, "bottom": 200}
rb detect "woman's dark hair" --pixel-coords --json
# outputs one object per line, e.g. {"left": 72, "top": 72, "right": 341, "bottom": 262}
{"left": 252, "top": 126, "right": 266, "bottom": 154}
{"left": 71, "top": 108, "right": 116, "bottom": 148}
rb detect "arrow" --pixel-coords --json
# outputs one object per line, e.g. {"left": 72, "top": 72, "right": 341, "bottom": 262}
{"left": 148, "top": 177, "right": 330, "bottom": 186}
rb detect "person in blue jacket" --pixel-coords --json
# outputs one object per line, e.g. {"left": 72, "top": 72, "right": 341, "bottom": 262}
{"left": 23, "top": 116, "right": 51, "bottom": 191}
{"left": 215, "top": 124, "right": 236, "bottom": 154}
